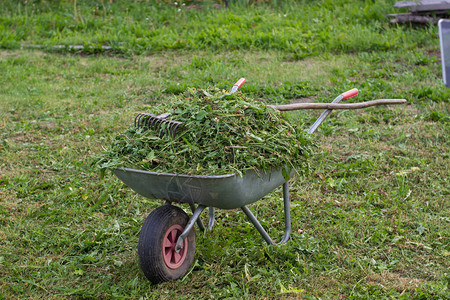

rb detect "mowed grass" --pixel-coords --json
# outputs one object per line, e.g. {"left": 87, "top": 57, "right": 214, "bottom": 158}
{"left": 1, "top": 48, "right": 448, "bottom": 299}
{"left": 0, "top": 0, "right": 433, "bottom": 56}
{"left": 1, "top": 0, "right": 449, "bottom": 299}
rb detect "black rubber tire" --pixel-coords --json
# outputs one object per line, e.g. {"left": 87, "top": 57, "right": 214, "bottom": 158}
{"left": 138, "top": 205, "right": 196, "bottom": 283}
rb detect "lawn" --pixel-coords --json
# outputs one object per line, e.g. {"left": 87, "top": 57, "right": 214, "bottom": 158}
{"left": 0, "top": 0, "right": 448, "bottom": 299}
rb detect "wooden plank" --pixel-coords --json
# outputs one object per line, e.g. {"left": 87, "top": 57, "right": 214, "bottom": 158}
{"left": 394, "top": 1, "right": 420, "bottom": 8}
{"left": 389, "top": 13, "right": 439, "bottom": 23}
{"left": 394, "top": 0, "right": 450, "bottom": 12}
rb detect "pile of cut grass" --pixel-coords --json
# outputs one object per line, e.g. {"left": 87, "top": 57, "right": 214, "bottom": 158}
{"left": 96, "top": 88, "right": 313, "bottom": 176}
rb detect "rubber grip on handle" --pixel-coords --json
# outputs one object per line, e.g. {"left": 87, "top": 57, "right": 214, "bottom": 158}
{"left": 342, "top": 88, "right": 359, "bottom": 100}
{"left": 233, "top": 78, "right": 246, "bottom": 88}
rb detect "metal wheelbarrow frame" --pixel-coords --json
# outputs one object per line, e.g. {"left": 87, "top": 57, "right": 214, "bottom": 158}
{"left": 112, "top": 86, "right": 406, "bottom": 283}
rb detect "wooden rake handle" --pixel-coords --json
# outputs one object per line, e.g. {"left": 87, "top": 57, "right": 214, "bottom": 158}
{"left": 269, "top": 99, "right": 407, "bottom": 111}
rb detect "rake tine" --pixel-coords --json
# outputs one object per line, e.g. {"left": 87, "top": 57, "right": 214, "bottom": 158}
{"left": 170, "top": 122, "right": 182, "bottom": 137}
{"left": 156, "top": 119, "right": 164, "bottom": 132}
{"left": 161, "top": 120, "right": 170, "bottom": 137}
{"left": 163, "top": 120, "right": 171, "bottom": 137}
{"left": 169, "top": 123, "right": 176, "bottom": 137}
{"left": 175, "top": 122, "right": 182, "bottom": 133}
{"left": 137, "top": 114, "right": 145, "bottom": 128}
{"left": 159, "top": 120, "right": 167, "bottom": 136}
{"left": 141, "top": 113, "right": 152, "bottom": 129}
{"left": 134, "top": 114, "right": 140, "bottom": 127}
{"left": 138, "top": 115, "right": 145, "bottom": 129}
{"left": 143, "top": 114, "right": 152, "bottom": 127}
{"left": 149, "top": 115, "right": 158, "bottom": 129}
{"left": 135, "top": 113, "right": 144, "bottom": 128}
{"left": 161, "top": 120, "right": 170, "bottom": 134}
{"left": 151, "top": 118, "right": 158, "bottom": 130}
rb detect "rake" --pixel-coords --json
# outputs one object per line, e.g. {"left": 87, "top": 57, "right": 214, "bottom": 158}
{"left": 134, "top": 112, "right": 183, "bottom": 137}
{"left": 134, "top": 78, "right": 246, "bottom": 135}
{"left": 134, "top": 79, "right": 406, "bottom": 136}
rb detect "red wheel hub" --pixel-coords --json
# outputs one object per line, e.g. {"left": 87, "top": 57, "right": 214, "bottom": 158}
{"left": 162, "top": 224, "right": 187, "bottom": 269}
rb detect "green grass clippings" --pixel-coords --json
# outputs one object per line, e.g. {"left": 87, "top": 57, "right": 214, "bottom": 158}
{"left": 95, "top": 88, "right": 313, "bottom": 176}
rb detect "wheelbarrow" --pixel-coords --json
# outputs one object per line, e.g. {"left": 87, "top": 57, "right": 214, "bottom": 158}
{"left": 113, "top": 82, "right": 406, "bottom": 283}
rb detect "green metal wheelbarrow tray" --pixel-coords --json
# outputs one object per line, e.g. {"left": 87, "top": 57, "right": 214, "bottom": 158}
{"left": 113, "top": 86, "right": 406, "bottom": 284}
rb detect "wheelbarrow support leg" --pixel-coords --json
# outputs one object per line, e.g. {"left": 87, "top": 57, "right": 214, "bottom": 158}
{"left": 208, "top": 207, "right": 215, "bottom": 231}
{"left": 175, "top": 205, "right": 206, "bottom": 252}
{"left": 189, "top": 203, "right": 206, "bottom": 232}
{"left": 241, "top": 182, "right": 291, "bottom": 246}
